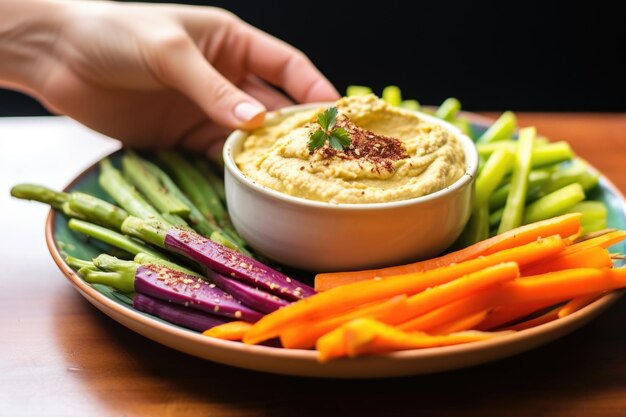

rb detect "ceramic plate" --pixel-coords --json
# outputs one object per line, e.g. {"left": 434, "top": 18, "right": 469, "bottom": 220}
{"left": 45, "top": 114, "right": 626, "bottom": 378}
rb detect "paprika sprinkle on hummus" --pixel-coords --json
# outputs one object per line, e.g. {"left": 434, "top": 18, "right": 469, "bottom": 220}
{"left": 236, "top": 94, "right": 466, "bottom": 204}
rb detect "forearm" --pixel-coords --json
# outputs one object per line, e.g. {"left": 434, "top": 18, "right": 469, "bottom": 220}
{"left": 0, "top": 0, "right": 66, "bottom": 94}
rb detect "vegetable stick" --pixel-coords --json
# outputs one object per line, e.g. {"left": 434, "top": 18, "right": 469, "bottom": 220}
{"left": 315, "top": 214, "right": 580, "bottom": 291}
{"left": 202, "top": 321, "right": 253, "bottom": 341}
{"left": 385, "top": 263, "right": 519, "bottom": 325}
{"left": 435, "top": 97, "right": 461, "bottom": 121}
{"left": 398, "top": 292, "right": 501, "bottom": 332}
{"left": 498, "top": 127, "right": 535, "bottom": 233}
{"left": 404, "top": 268, "right": 626, "bottom": 332}
{"left": 475, "top": 299, "right": 563, "bottom": 331}
{"left": 558, "top": 293, "right": 606, "bottom": 318}
{"left": 523, "top": 183, "right": 585, "bottom": 224}
{"left": 477, "top": 111, "right": 517, "bottom": 144}
{"left": 521, "top": 246, "right": 612, "bottom": 276}
{"left": 280, "top": 296, "right": 408, "bottom": 349}
{"left": 428, "top": 309, "right": 491, "bottom": 335}
{"left": 382, "top": 86, "right": 402, "bottom": 106}
{"left": 562, "top": 230, "right": 626, "bottom": 255}
{"left": 457, "top": 204, "right": 489, "bottom": 247}
{"left": 501, "top": 307, "right": 560, "bottom": 331}
{"left": 474, "top": 148, "right": 515, "bottom": 208}
{"left": 317, "top": 318, "right": 508, "bottom": 361}
{"left": 244, "top": 258, "right": 520, "bottom": 344}
{"left": 246, "top": 239, "right": 565, "bottom": 345}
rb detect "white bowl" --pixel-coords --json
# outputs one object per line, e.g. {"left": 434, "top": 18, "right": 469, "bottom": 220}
{"left": 223, "top": 103, "right": 478, "bottom": 271}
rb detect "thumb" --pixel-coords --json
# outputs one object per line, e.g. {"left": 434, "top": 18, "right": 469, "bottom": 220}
{"left": 153, "top": 35, "right": 266, "bottom": 129}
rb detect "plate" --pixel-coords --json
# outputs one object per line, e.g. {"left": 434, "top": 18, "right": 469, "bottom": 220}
{"left": 46, "top": 114, "right": 626, "bottom": 378}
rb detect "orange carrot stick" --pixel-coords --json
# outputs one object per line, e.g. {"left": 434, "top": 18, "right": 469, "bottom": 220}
{"left": 317, "top": 318, "right": 509, "bottom": 361}
{"left": 202, "top": 321, "right": 253, "bottom": 341}
{"left": 561, "top": 230, "right": 626, "bottom": 256}
{"left": 401, "top": 268, "right": 626, "bottom": 332}
{"left": 385, "top": 263, "right": 519, "bottom": 325}
{"left": 501, "top": 307, "right": 561, "bottom": 331}
{"left": 521, "top": 246, "right": 612, "bottom": 276}
{"left": 244, "top": 237, "right": 565, "bottom": 345}
{"left": 315, "top": 213, "right": 581, "bottom": 291}
{"left": 474, "top": 299, "right": 563, "bottom": 330}
{"left": 280, "top": 295, "right": 408, "bottom": 349}
{"left": 428, "top": 309, "right": 491, "bottom": 335}
{"left": 558, "top": 292, "right": 606, "bottom": 318}
{"left": 397, "top": 292, "right": 499, "bottom": 332}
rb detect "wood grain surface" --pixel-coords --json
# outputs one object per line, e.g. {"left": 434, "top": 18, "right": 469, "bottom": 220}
{"left": 1, "top": 114, "right": 625, "bottom": 417}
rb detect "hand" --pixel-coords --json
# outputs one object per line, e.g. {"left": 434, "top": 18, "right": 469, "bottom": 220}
{"left": 12, "top": 1, "right": 340, "bottom": 151}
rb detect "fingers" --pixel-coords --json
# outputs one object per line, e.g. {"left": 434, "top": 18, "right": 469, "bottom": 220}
{"left": 240, "top": 75, "right": 293, "bottom": 110}
{"left": 243, "top": 27, "right": 340, "bottom": 103}
{"left": 152, "top": 33, "right": 266, "bottom": 129}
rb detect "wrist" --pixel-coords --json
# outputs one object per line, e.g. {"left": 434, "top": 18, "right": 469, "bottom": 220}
{"left": 0, "top": 0, "right": 68, "bottom": 94}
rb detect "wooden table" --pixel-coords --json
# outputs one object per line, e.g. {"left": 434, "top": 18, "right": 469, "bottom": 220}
{"left": 1, "top": 114, "right": 625, "bottom": 417}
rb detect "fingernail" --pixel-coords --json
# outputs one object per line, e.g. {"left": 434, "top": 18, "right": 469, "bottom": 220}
{"left": 234, "top": 102, "right": 265, "bottom": 127}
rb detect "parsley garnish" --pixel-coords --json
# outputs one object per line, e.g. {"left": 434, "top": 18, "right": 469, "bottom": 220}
{"left": 308, "top": 107, "right": 352, "bottom": 152}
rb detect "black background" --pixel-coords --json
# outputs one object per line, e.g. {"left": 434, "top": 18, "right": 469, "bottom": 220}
{"left": 1, "top": 0, "right": 624, "bottom": 116}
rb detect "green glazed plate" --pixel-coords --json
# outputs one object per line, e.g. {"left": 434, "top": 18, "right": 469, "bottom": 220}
{"left": 46, "top": 114, "right": 626, "bottom": 378}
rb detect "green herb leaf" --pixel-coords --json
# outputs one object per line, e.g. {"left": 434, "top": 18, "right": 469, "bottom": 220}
{"left": 309, "top": 107, "right": 351, "bottom": 152}
{"left": 317, "top": 107, "right": 337, "bottom": 131}
{"left": 329, "top": 127, "right": 351, "bottom": 148}
{"left": 308, "top": 130, "right": 328, "bottom": 152}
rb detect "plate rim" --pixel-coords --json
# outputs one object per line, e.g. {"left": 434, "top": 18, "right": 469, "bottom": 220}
{"left": 44, "top": 112, "right": 626, "bottom": 377}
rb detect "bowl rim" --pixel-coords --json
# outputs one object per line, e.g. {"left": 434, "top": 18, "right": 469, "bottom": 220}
{"left": 223, "top": 102, "right": 479, "bottom": 211}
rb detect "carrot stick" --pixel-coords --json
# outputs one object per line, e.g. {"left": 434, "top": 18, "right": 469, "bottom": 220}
{"left": 401, "top": 268, "right": 626, "bottom": 332}
{"left": 474, "top": 299, "right": 563, "bottom": 330}
{"left": 317, "top": 318, "right": 509, "bottom": 361}
{"left": 385, "top": 263, "right": 519, "bottom": 325}
{"left": 428, "top": 309, "right": 491, "bottom": 335}
{"left": 315, "top": 213, "right": 581, "bottom": 291}
{"left": 561, "top": 230, "right": 626, "bottom": 256}
{"left": 558, "top": 292, "right": 606, "bottom": 318}
{"left": 280, "top": 296, "right": 408, "bottom": 349}
{"left": 522, "top": 246, "right": 612, "bottom": 276}
{"left": 501, "top": 307, "right": 561, "bottom": 331}
{"left": 244, "top": 237, "right": 565, "bottom": 345}
{"left": 202, "top": 321, "right": 253, "bottom": 341}
{"left": 398, "top": 291, "right": 499, "bottom": 332}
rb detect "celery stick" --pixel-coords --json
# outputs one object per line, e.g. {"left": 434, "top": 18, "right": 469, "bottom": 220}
{"left": 435, "top": 98, "right": 461, "bottom": 121}
{"left": 544, "top": 159, "right": 599, "bottom": 193}
{"left": 498, "top": 127, "right": 535, "bottom": 233}
{"left": 474, "top": 148, "right": 514, "bottom": 207}
{"left": 400, "top": 100, "right": 420, "bottom": 111}
{"left": 523, "top": 183, "right": 586, "bottom": 224}
{"left": 382, "top": 86, "right": 402, "bottom": 106}
{"left": 453, "top": 117, "right": 473, "bottom": 138}
{"left": 580, "top": 218, "right": 608, "bottom": 234}
{"left": 346, "top": 85, "right": 373, "bottom": 97}
{"left": 566, "top": 201, "right": 607, "bottom": 234}
{"left": 477, "top": 111, "right": 517, "bottom": 143}
{"left": 566, "top": 201, "right": 607, "bottom": 219}
{"left": 531, "top": 142, "right": 574, "bottom": 167}
{"left": 489, "top": 169, "right": 552, "bottom": 210}
{"left": 458, "top": 204, "right": 490, "bottom": 247}
{"left": 489, "top": 207, "right": 504, "bottom": 229}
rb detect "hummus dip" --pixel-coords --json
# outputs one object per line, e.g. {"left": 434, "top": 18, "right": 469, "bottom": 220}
{"left": 235, "top": 95, "right": 466, "bottom": 204}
